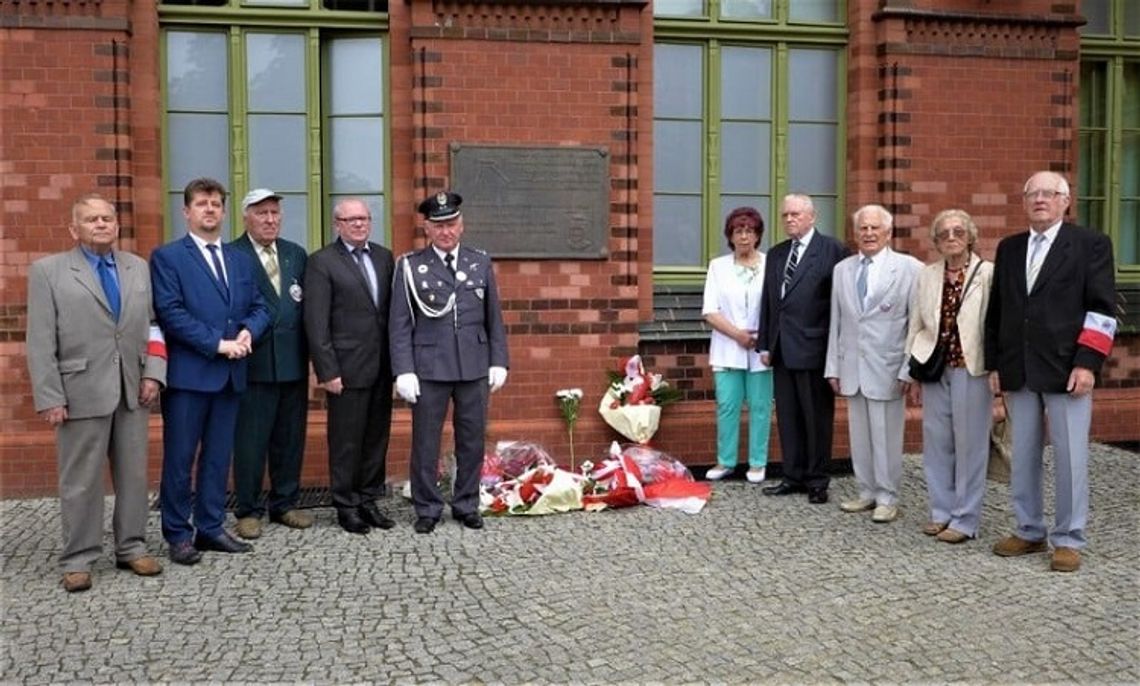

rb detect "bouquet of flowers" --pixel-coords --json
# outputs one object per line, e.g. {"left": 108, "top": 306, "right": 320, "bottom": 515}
{"left": 480, "top": 441, "right": 582, "bottom": 516}
{"left": 598, "top": 355, "right": 682, "bottom": 443}
{"left": 582, "top": 442, "right": 710, "bottom": 513}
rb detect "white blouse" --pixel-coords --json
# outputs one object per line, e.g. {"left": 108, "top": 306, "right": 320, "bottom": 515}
{"left": 702, "top": 252, "right": 769, "bottom": 372}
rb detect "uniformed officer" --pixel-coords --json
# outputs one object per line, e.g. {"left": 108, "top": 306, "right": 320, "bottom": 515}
{"left": 390, "top": 191, "right": 509, "bottom": 534}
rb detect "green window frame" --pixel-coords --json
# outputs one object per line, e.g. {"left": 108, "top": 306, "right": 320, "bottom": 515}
{"left": 653, "top": 0, "right": 847, "bottom": 284}
{"left": 159, "top": 1, "right": 389, "bottom": 250}
{"left": 1079, "top": 0, "right": 1140, "bottom": 277}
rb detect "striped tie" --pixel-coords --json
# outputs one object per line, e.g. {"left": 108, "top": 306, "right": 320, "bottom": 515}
{"left": 263, "top": 243, "right": 281, "bottom": 294}
{"left": 1026, "top": 233, "right": 1046, "bottom": 291}
{"left": 782, "top": 240, "right": 801, "bottom": 298}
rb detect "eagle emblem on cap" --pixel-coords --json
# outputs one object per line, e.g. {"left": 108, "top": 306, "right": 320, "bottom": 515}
{"left": 436, "top": 192, "right": 448, "bottom": 207}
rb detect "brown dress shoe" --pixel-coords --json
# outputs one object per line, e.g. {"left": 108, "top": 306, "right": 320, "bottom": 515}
{"left": 922, "top": 521, "right": 949, "bottom": 536}
{"left": 936, "top": 528, "right": 970, "bottom": 544}
{"left": 235, "top": 516, "right": 263, "bottom": 539}
{"left": 1051, "top": 547, "right": 1081, "bottom": 572}
{"left": 992, "top": 534, "right": 1048, "bottom": 557}
{"left": 116, "top": 555, "right": 164, "bottom": 576}
{"left": 271, "top": 509, "right": 314, "bottom": 529}
{"left": 62, "top": 572, "right": 92, "bottom": 593}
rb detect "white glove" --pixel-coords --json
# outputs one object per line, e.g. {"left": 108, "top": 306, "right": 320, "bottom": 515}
{"left": 488, "top": 366, "right": 508, "bottom": 393}
{"left": 396, "top": 373, "right": 420, "bottom": 404}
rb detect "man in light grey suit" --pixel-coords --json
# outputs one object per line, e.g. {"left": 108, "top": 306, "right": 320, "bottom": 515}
{"left": 824, "top": 204, "right": 922, "bottom": 523}
{"left": 26, "top": 194, "right": 167, "bottom": 592}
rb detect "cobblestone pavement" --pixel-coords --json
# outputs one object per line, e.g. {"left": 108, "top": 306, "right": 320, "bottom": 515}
{"left": 2, "top": 446, "right": 1137, "bottom": 685}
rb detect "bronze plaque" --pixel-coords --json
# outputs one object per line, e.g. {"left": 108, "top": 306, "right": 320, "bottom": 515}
{"left": 450, "top": 144, "right": 610, "bottom": 259}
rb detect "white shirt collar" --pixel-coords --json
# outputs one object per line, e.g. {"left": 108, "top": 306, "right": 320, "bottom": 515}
{"left": 188, "top": 232, "right": 223, "bottom": 251}
{"left": 432, "top": 245, "right": 460, "bottom": 263}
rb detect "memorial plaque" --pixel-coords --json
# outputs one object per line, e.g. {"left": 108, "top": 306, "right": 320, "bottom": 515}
{"left": 450, "top": 144, "right": 610, "bottom": 259}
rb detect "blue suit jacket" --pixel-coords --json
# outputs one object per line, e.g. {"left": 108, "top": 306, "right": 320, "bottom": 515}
{"left": 151, "top": 234, "right": 271, "bottom": 393}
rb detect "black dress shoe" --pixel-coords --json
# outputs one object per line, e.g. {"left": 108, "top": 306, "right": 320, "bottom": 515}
{"left": 193, "top": 531, "right": 253, "bottom": 553}
{"left": 762, "top": 482, "right": 801, "bottom": 496}
{"left": 414, "top": 517, "right": 438, "bottom": 534}
{"left": 807, "top": 488, "right": 829, "bottom": 505}
{"left": 337, "top": 510, "right": 371, "bottom": 535}
{"left": 358, "top": 502, "right": 396, "bottom": 530}
{"left": 168, "top": 541, "right": 202, "bottom": 566}
{"left": 453, "top": 511, "right": 484, "bottom": 530}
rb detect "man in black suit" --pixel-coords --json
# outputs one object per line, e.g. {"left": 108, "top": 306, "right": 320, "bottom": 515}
{"left": 303, "top": 198, "right": 395, "bottom": 535}
{"left": 390, "top": 191, "right": 509, "bottom": 534}
{"left": 757, "top": 193, "right": 848, "bottom": 504}
{"left": 986, "top": 171, "right": 1116, "bottom": 573}
{"left": 230, "top": 189, "right": 311, "bottom": 539}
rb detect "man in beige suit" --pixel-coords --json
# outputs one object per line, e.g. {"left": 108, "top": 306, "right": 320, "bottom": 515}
{"left": 27, "top": 194, "right": 167, "bottom": 592}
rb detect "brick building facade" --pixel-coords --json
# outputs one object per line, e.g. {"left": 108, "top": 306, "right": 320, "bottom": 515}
{"left": 1, "top": 0, "right": 1136, "bottom": 497}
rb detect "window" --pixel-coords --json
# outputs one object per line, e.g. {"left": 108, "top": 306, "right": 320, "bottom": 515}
{"left": 653, "top": 0, "right": 845, "bottom": 279}
{"left": 161, "top": 2, "right": 388, "bottom": 250}
{"left": 1079, "top": 0, "right": 1140, "bottom": 274}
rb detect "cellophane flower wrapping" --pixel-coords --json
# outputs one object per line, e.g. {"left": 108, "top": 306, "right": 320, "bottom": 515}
{"left": 584, "top": 442, "right": 710, "bottom": 514}
{"left": 598, "top": 388, "right": 661, "bottom": 444}
{"left": 493, "top": 440, "right": 556, "bottom": 479}
{"left": 480, "top": 442, "right": 582, "bottom": 516}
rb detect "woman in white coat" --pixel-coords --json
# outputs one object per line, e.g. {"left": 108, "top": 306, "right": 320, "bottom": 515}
{"left": 702, "top": 207, "right": 773, "bottom": 483}
{"left": 907, "top": 209, "right": 994, "bottom": 543}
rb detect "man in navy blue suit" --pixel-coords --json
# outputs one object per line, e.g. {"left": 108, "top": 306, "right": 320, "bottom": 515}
{"left": 151, "top": 178, "right": 270, "bottom": 565}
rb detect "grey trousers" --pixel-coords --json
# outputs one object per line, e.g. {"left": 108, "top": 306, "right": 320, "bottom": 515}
{"left": 1005, "top": 387, "right": 1092, "bottom": 549}
{"left": 847, "top": 392, "right": 905, "bottom": 507}
{"left": 921, "top": 367, "right": 992, "bottom": 536}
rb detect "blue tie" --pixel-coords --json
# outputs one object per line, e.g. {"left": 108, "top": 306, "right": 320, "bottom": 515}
{"left": 856, "top": 256, "right": 871, "bottom": 312}
{"left": 206, "top": 244, "right": 230, "bottom": 301}
{"left": 96, "top": 256, "right": 121, "bottom": 322}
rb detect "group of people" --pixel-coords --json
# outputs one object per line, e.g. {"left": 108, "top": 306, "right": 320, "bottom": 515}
{"left": 702, "top": 171, "right": 1116, "bottom": 573}
{"left": 28, "top": 180, "right": 507, "bottom": 592}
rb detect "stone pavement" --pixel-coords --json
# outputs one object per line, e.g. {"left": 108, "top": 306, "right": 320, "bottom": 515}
{"left": 2, "top": 446, "right": 1137, "bottom": 685}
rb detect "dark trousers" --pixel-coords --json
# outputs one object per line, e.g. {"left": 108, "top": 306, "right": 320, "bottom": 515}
{"left": 410, "top": 379, "right": 488, "bottom": 520}
{"left": 160, "top": 387, "right": 240, "bottom": 543}
{"left": 325, "top": 380, "right": 392, "bottom": 512}
{"left": 773, "top": 365, "right": 834, "bottom": 491}
{"left": 232, "top": 379, "right": 308, "bottom": 518}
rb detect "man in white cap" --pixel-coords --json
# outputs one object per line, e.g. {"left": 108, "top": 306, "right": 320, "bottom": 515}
{"left": 229, "top": 189, "right": 312, "bottom": 539}
{"left": 390, "top": 191, "right": 509, "bottom": 534}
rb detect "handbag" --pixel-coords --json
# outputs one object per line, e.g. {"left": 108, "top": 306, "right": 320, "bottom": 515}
{"left": 908, "top": 259, "right": 981, "bottom": 383}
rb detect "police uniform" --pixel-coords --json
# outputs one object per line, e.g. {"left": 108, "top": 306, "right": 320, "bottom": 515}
{"left": 389, "top": 192, "right": 509, "bottom": 526}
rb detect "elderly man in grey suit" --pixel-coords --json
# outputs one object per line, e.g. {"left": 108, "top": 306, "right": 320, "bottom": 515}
{"left": 825, "top": 204, "right": 922, "bottom": 523}
{"left": 390, "top": 191, "right": 509, "bottom": 534}
{"left": 27, "top": 194, "right": 167, "bottom": 592}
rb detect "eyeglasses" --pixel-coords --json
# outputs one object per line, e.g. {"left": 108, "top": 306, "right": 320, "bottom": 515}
{"left": 730, "top": 226, "right": 758, "bottom": 235}
{"left": 335, "top": 215, "right": 370, "bottom": 224}
{"left": 1024, "top": 189, "right": 1065, "bottom": 200}
{"left": 935, "top": 227, "right": 968, "bottom": 241}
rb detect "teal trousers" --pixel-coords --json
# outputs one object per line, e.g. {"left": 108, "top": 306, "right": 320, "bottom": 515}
{"left": 713, "top": 369, "right": 774, "bottom": 469}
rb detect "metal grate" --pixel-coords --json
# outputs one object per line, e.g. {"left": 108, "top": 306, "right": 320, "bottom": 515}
{"left": 149, "top": 484, "right": 395, "bottom": 511}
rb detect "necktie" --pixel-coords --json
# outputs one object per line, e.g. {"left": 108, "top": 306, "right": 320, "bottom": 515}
{"left": 96, "top": 255, "right": 121, "bottom": 322}
{"left": 353, "top": 247, "right": 377, "bottom": 305}
{"left": 856, "top": 256, "right": 871, "bottom": 312}
{"left": 206, "top": 244, "right": 229, "bottom": 301}
{"left": 1027, "top": 233, "right": 1046, "bottom": 291}
{"left": 263, "top": 243, "right": 281, "bottom": 294}
{"left": 782, "top": 240, "right": 801, "bottom": 298}
{"left": 444, "top": 252, "right": 456, "bottom": 274}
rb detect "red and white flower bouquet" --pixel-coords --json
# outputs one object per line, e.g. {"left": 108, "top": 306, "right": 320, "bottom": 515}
{"left": 598, "top": 355, "right": 681, "bottom": 443}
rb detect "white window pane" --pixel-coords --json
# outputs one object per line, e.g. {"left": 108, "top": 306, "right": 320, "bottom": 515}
{"left": 329, "top": 37, "right": 383, "bottom": 115}
{"left": 166, "top": 32, "right": 228, "bottom": 111}
{"left": 246, "top": 33, "right": 306, "bottom": 112}
{"left": 789, "top": 0, "right": 839, "bottom": 23}
{"left": 654, "top": 120, "right": 702, "bottom": 193}
{"left": 721, "top": 47, "right": 771, "bottom": 119}
{"left": 654, "top": 195, "right": 702, "bottom": 266}
{"left": 654, "top": 0, "right": 703, "bottom": 17}
{"left": 809, "top": 197, "right": 837, "bottom": 239}
{"left": 789, "top": 49, "right": 838, "bottom": 121}
{"left": 788, "top": 123, "right": 837, "bottom": 193}
{"left": 721, "top": 122, "right": 770, "bottom": 194}
{"left": 329, "top": 117, "right": 384, "bottom": 193}
{"left": 248, "top": 115, "right": 307, "bottom": 190}
{"left": 719, "top": 196, "right": 771, "bottom": 253}
{"left": 274, "top": 193, "right": 309, "bottom": 250}
{"left": 654, "top": 44, "right": 703, "bottom": 118}
{"left": 168, "top": 113, "right": 230, "bottom": 189}
{"left": 721, "top": 0, "right": 771, "bottom": 20}
{"left": 330, "top": 194, "right": 385, "bottom": 246}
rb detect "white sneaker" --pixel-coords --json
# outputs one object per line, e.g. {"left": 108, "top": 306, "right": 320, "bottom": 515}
{"left": 745, "top": 468, "right": 766, "bottom": 484}
{"left": 872, "top": 504, "right": 899, "bottom": 523}
{"left": 705, "top": 465, "right": 733, "bottom": 481}
{"left": 840, "top": 497, "right": 876, "bottom": 513}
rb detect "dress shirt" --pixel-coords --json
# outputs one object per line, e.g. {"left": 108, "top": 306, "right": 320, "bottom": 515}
{"left": 188, "top": 232, "right": 228, "bottom": 284}
{"left": 860, "top": 247, "right": 891, "bottom": 308}
{"left": 79, "top": 245, "right": 119, "bottom": 290}
{"left": 1025, "top": 220, "right": 1061, "bottom": 276}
